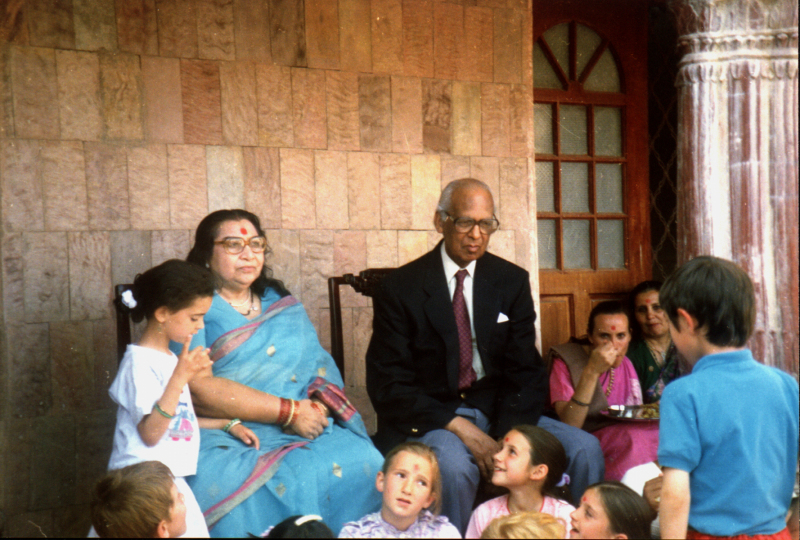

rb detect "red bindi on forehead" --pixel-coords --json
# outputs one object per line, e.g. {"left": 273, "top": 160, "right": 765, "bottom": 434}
{"left": 240, "top": 227, "right": 248, "bottom": 235}
{"left": 582, "top": 496, "right": 587, "bottom": 503}
{"left": 505, "top": 437, "right": 509, "bottom": 442}
{"left": 611, "top": 325, "right": 616, "bottom": 331}
{"left": 413, "top": 464, "right": 419, "bottom": 471}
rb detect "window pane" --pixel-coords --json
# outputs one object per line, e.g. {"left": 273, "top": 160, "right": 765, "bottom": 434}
{"left": 533, "top": 43, "right": 564, "bottom": 89}
{"left": 561, "top": 162, "right": 589, "bottom": 213}
{"left": 596, "top": 163, "right": 623, "bottom": 213}
{"left": 538, "top": 219, "right": 557, "bottom": 269}
{"left": 576, "top": 24, "right": 602, "bottom": 80}
{"left": 560, "top": 105, "right": 588, "bottom": 155}
{"left": 598, "top": 220, "right": 625, "bottom": 268}
{"left": 536, "top": 161, "right": 555, "bottom": 213}
{"left": 563, "top": 219, "right": 591, "bottom": 269}
{"left": 535, "top": 103, "right": 554, "bottom": 154}
{"left": 584, "top": 48, "right": 621, "bottom": 92}
{"left": 594, "top": 107, "right": 623, "bottom": 156}
{"left": 542, "top": 23, "right": 569, "bottom": 76}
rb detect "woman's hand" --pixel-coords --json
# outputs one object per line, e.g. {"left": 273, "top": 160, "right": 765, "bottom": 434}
{"left": 229, "top": 423, "right": 260, "bottom": 450}
{"left": 286, "top": 399, "right": 329, "bottom": 439}
{"left": 586, "top": 341, "right": 618, "bottom": 376}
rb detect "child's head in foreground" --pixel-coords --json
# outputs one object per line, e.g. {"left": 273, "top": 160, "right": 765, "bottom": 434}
{"left": 263, "top": 515, "right": 334, "bottom": 538}
{"left": 480, "top": 511, "right": 567, "bottom": 539}
{"left": 376, "top": 442, "right": 442, "bottom": 530}
{"left": 91, "top": 461, "right": 186, "bottom": 538}
{"left": 659, "top": 256, "right": 755, "bottom": 364}
{"left": 493, "top": 425, "right": 570, "bottom": 501}
{"left": 569, "top": 481, "right": 651, "bottom": 539}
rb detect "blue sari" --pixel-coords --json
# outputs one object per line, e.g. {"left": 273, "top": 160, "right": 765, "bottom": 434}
{"left": 183, "top": 290, "right": 382, "bottom": 537}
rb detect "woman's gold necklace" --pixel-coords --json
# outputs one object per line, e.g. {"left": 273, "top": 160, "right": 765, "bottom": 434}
{"left": 604, "top": 368, "right": 616, "bottom": 397}
{"left": 222, "top": 290, "right": 257, "bottom": 315}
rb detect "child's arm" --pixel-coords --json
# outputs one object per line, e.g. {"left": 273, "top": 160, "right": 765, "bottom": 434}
{"left": 137, "top": 338, "right": 212, "bottom": 446}
{"left": 198, "top": 417, "right": 260, "bottom": 450}
{"left": 659, "top": 467, "right": 691, "bottom": 539}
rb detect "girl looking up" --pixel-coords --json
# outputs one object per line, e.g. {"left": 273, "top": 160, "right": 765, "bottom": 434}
{"left": 107, "top": 259, "right": 258, "bottom": 537}
{"left": 465, "top": 425, "right": 575, "bottom": 539}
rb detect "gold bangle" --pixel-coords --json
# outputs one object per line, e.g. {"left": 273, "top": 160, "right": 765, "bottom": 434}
{"left": 570, "top": 396, "right": 590, "bottom": 407}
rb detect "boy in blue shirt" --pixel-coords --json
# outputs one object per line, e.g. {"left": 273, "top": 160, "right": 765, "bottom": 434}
{"left": 658, "top": 256, "right": 799, "bottom": 539}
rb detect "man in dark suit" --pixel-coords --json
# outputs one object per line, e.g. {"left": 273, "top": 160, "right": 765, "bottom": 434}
{"left": 367, "top": 178, "right": 604, "bottom": 533}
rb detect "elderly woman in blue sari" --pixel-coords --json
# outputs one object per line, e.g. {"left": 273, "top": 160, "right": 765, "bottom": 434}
{"left": 177, "top": 209, "right": 383, "bottom": 537}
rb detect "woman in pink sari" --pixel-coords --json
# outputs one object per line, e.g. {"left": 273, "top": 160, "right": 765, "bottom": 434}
{"left": 547, "top": 301, "right": 658, "bottom": 481}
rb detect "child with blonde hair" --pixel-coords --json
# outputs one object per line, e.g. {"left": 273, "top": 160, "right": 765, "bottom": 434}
{"left": 480, "top": 511, "right": 566, "bottom": 539}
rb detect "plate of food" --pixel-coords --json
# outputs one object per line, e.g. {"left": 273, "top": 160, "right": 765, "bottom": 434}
{"left": 601, "top": 403, "right": 659, "bottom": 422}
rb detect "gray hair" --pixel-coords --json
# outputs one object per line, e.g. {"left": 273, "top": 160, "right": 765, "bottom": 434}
{"left": 436, "top": 178, "right": 494, "bottom": 219}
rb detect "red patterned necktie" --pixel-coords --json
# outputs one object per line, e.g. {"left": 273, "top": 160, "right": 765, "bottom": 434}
{"left": 453, "top": 269, "right": 477, "bottom": 390}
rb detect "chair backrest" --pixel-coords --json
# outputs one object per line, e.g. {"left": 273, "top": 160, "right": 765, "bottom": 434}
{"left": 327, "top": 268, "right": 395, "bottom": 385}
{"left": 114, "top": 284, "right": 134, "bottom": 364}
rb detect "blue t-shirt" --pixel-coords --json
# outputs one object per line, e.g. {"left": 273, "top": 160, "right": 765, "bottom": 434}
{"left": 658, "top": 349, "right": 799, "bottom": 535}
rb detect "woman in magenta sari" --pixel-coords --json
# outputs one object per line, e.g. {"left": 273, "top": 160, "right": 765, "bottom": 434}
{"left": 547, "top": 301, "right": 658, "bottom": 482}
{"left": 177, "top": 210, "right": 382, "bottom": 537}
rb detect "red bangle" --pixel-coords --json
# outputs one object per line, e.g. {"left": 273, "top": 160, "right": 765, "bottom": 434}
{"left": 276, "top": 398, "right": 290, "bottom": 426}
{"left": 283, "top": 399, "right": 297, "bottom": 428}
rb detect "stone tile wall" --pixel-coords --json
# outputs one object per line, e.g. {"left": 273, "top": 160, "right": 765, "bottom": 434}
{"left": 0, "top": 0, "right": 537, "bottom": 536}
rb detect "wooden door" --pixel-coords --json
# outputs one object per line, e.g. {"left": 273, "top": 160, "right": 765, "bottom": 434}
{"left": 534, "top": 0, "right": 650, "bottom": 355}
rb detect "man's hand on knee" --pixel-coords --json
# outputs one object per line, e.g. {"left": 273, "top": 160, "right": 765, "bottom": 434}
{"left": 445, "top": 416, "right": 500, "bottom": 479}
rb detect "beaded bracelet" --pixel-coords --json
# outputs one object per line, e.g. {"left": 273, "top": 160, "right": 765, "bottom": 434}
{"left": 223, "top": 418, "right": 241, "bottom": 433}
{"left": 154, "top": 403, "right": 174, "bottom": 419}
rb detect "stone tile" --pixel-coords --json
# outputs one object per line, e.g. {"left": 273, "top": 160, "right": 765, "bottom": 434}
{"left": 434, "top": 2, "right": 462, "bottom": 80}
{"left": 69, "top": 231, "right": 112, "bottom": 320}
{"left": 515, "top": 228, "right": 530, "bottom": 275}
{"left": 291, "top": 68, "right": 327, "bottom": 149}
{"left": 206, "top": 145, "right": 246, "bottom": 212}
{"left": 391, "top": 76, "right": 423, "bottom": 154}
{"left": 279, "top": 148, "right": 315, "bottom": 229}
{"left": 256, "top": 64, "right": 293, "bottom": 147}
{"left": 481, "top": 83, "right": 510, "bottom": 157}
{"left": 315, "top": 151, "right": 349, "bottom": 230}
{"left": 379, "top": 153, "right": 412, "bottom": 229}
{"left": 493, "top": 8, "right": 522, "bottom": 84}
{"left": 402, "top": 0, "right": 434, "bottom": 78}
{"left": 220, "top": 60, "right": 258, "bottom": 146}
{"left": 56, "top": 50, "right": 102, "bottom": 141}
{"left": 141, "top": 56, "right": 183, "bottom": 143}
{"left": 0, "top": 2, "right": 28, "bottom": 46}
{"left": 352, "top": 307, "right": 375, "bottom": 388}
{"left": 110, "top": 230, "right": 152, "bottom": 286}
{"left": 100, "top": 53, "right": 144, "bottom": 140}
{"left": 326, "top": 71, "right": 360, "bottom": 151}
{"left": 306, "top": 0, "right": 340, "bottom": 70}
{"left": 1, "top": 139, "right": 44, "bottom": 232}
{"left": 477, "top": 0, "right": 507, "bottom": 9}
{"left": 471, "top": 156, "right": 501, "bottom": 210}
{"left": 452, "top": 81, "right": 481, "bottom": 156}
{"left": 51, "top": 321, "right": 94, "bottom": 413}
{"left": 5, "top": 510, "right": 54, "bottom": 538}
{"left": 127, "top": 144, "right": 170, "bottom": 230}
{"left": 234, "top": 0, "right": 271, "bottom": 62}
{"left": 489, "top": 229, "right": 516, "bottom": 264}
{"left": 268, "top": 0, "right": 306, "bottom": 67}
{"left": 398, "top": 231, "right": 429, "bottom": 265}
{"left": 167, "top": 144, "right": 208, "bottom": 230}
{"left": 93, "top": 318, "right": 119, "bottom": 408}
{"left": 53, "top": 504, "right": 92, "bottom": 538}
{"left": 411, "top": 154, "right": 441, "bottom": 230}
{"left": 422, "top": 79, "right": 451, "bottom": 153}
{"left": 85, "top": 142, "right": 131, "bottom": 230}
{"left": 347, "top": 152, "right": 381, "bottom": 230}
{"left": 4, "top": 417, "right": 31, "bottom": 514}
{"left": 441, "top": 155, "right": 471, "bottom": 187}
{"left": 371, "top": 0, "right": 403, "bottom": 74}
{"left": 366, "top": 230, "right": 398, "bottom": 268}
{"left": 499, "top": 157, "right": 528, "bottom": 231}
{"left": 29, "top": 415, "right": 76, "bottom": 511}
{"left": 0, "top": 46, "right": 15, "bottom": 139}
{"left": 510, "top": 84, "right": 533, "bottom": 158}
{"left": 312, "top": 307, "right": 331, "bottom": 352}
{"left": 299, "top": 230, "right": 334, "bottom": 310}
{"left": 2, "top": 233, "right": 24, "bottom": 323}
{"left": 151, "top": 229, "right": 193, "bottom": 265}
{"left": 75, "top": 410, "right": 116, "bottom": 505}
{"left": 74, "top": 0, "right": 117, "bottom": 51}
{"left": 7, "top": 323, "right": 51, "bottom": 418}
{"left": 157, "top": 0, "right": 198, "bottom": 58}
{"left": 359, "top": 75, "right": 392, "bottom": 152}
{"left": 460, "top": 7, "right": 493, "bottom": 82}
{"left": 116, "top": 0, "right": 159, "bottom": 55}
{"left": 197, "top": 0, "right": 236, "bottom": 60}
{"left": 24, "top": 232, "right": 70, "bottom": 322}
{"left": 521, "top": 8, "right": 532, "bottom": 88}
{"left": 42, "top": 141, "right": 88, "bottom": 232}
{"left": 338, "top": 0, "right": 372, "bottom": 73}
{"left": 243, "top": 147, "right": 281, "bottom": 229}
{"left": 181, "top": 59, "right": 223, "bottom": 145}
{"left": 346, "top": 382, "right": 376, "bottom": 435}
{"left": 264, "top": 229, "right": 300, "bottom": 297}
{"left": 426, "top": 230, "right": 441, "bottom": 252}
{"left": 27, "top": 0, "right": 74, "bottom": 49}
{"left": 334, "top": 231, "right": 368, "bottom": 308}
{"left": 10, "top": 46, "right": 59, "bottom": 139}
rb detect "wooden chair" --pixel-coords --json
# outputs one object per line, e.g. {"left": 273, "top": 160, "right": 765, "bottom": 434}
{"left": 327, "top": 268, "right": 395, "bottom": 385}
{"left": 113, "top": 284, "right": 134, "bottom": 364}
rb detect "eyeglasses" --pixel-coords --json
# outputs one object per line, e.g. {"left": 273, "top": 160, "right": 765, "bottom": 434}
{"left": 444, "top": 214, "right": 500, "bottom": 234}
{"left": 214, "top": 236, "right": 268, "bottom": 254}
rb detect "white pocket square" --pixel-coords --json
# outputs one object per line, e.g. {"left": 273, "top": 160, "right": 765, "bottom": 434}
{"left": 497, "top": 312, "right": 509, "bottom": 323}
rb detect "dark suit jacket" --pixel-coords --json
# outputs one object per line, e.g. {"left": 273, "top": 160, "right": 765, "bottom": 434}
{"left": 366, "top": 242, "right": 548, "bottom": 453}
